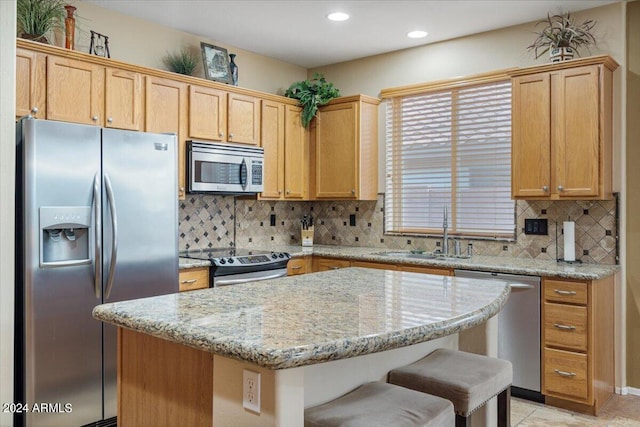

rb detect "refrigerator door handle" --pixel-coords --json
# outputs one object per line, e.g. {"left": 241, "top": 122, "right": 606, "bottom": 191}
{"left": 104, "top": 174, "right": 118, "bottom": 299}
{"left": 93, "top": 173, "right": 102, "bottom": 299}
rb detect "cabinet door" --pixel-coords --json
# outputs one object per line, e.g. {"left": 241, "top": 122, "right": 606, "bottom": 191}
{"left": 227, "top": 93, "right": 260, "bottom": 145}
{"left": 284, "top": 105, "right": 307, "bottom": 199}
{"left": 189, "top": 85, "right": 227, "bottom": 141}
{"left": 105, "top": 68, "right": 142, "bottom": 131}
{"left": 315, "top": 102, "right": 358, "bottom": 198}
{"left": 351, "top": 261, "right": 397, "bottom": 270}
{"left": 145, "top": 77, "right": 188, "bottom": 199}
{"left": 553, "top": 66, "right": 600, "bottom": 198}
{"left": 47, "top": 55, "right": 104, "bottom": 125}
{"left": 260, "top": 100, "right": 285, "bottom": 199}
{"left": 312, "top": 257, "right": 351, "bottom": 272}
{"left": 16, "top": 48, "right": 46, "bottom": 119}
{"left": 511, "top": 73, "right": 551, "bottom": 198}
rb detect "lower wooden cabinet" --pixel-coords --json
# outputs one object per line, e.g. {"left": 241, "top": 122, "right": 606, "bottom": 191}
{"left": 311, "top": 257, "right": 452, "bottom": 276}
{"left": 287, "top": 257, "right": 310, "bottom": 276}
{"left": 179, "top": 267, "right": 209, "bottom": 292}
{"left": 399, "top": 265, "right": 452, "bottom": 276}
{"left": 541, "top": 276, "right": 614, "bottom": 415}
{"left": 312, "top": 257, "right": 351, "bottom": 272}
{"left": 351, "top": 260, "right": 396, "bottom": 270}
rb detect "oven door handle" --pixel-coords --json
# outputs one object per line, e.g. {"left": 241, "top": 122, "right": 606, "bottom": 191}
{"left": 215, "top": 270, "right": 288, "bottom": 286}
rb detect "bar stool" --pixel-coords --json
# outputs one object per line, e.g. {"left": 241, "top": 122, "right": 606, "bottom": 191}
{"left": 304, "top": 381, "right": 454, "bottom": 427}
{"left": 388, "top": 348, "right": 512, "bottom": 427}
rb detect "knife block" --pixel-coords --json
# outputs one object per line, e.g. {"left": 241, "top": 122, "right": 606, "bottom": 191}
{"left": 301, "top": 226, "right": 314, "bottom": 247}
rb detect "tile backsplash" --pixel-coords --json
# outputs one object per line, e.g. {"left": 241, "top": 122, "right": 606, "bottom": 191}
{"left": 180, "top": 194, "right": 618, "bottom": 265}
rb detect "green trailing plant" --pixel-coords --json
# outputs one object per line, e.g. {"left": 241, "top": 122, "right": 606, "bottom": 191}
{"left": 285, "top": 73, "right": 340, "bottom": 128}
{"left": 163, "top": 48, "right": 198, "bottom": 76}
{"left": 527, "top": 12, "right": 597, "bottom": 59}
{"left": 17, "top": 0, "right": 67, "bottom": 42}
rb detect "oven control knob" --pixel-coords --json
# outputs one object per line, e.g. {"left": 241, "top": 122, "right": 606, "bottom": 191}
{"left": 271, "top": 253, "right": 278, "bottom": 259}
{"left": 218, "top": 258, "right": 226, "bottom": 264}
{"left": 227, "top": 258, "right": 234, "bottom": 263}
{"left": 284, "top": 252, "right": 290, "bottom": 258}
{"left": 278, "top": 253, "right": 284, "bottom": 258}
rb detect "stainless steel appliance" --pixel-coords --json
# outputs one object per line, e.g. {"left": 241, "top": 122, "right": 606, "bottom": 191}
{"left": 187, "top": 141, "right": 264, "bottom": 194}
{"left": 181, "top": 248, "right": 290, "bottom": 286}
{"left": 15, "top": 118, "right": 179, "bottom": 427}
{"left": 453, "top": 269, "right": 543, "bottom": 401}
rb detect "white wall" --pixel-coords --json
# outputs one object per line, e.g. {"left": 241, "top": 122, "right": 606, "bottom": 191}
{"left": 0, "top": 1, "right": 16, "bottom": 426}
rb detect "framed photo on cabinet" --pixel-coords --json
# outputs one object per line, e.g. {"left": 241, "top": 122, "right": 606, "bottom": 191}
{"left": 200, "top": 42, "right": 232, "bottom": 84}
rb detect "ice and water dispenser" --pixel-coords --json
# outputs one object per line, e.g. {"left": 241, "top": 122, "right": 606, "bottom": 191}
{"left": 40, "top": 206, "right": 92, "bottom": 266}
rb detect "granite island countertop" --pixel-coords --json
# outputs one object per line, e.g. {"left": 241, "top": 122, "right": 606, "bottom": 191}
{"left": 94, "top": 268, "right": 509, "bottom": 370}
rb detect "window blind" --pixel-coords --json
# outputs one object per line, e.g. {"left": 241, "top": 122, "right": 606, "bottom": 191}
{"left": 385, "top": 79, "right": 515, "bottom": 239}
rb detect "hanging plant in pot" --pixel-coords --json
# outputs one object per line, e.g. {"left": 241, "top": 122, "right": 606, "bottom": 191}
{"left": 527, "top": 12, "right": 597, "bottom": 63}
{"left": 285, "top": 73, "right": 340, "bottom": 128}
{"left": 17, "top": 0, "right": 67, "bottom": 44}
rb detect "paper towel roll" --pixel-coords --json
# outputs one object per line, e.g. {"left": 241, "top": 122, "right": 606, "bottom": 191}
{"left": 563, "top": 221, "right": 576, "bottom": 262}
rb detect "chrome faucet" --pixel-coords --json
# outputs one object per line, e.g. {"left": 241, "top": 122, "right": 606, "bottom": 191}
{"left": 442, "top": 206, "right": 449, "bottom": 256}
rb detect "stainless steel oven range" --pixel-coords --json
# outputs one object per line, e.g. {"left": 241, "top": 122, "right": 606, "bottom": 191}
{"left": 181, "top": 248, "right": 291, "bottom": 287}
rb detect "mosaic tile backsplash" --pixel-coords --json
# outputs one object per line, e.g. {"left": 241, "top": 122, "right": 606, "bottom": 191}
{"left": 180, "top": 194, "right": 618, "bottom": 265}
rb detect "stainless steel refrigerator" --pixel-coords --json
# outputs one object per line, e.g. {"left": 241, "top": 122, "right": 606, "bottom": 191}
{"left": 15, "top": 118, "right": 179, "bottom": 427}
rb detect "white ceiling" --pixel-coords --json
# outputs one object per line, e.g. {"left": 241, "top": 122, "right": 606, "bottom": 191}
{"left": 87, "top": 0, "right": 619, "bottom": 68}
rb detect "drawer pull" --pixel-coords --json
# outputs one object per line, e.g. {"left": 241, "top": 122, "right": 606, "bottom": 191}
{"left": 291, "top": 266, "right": 303, "bottom": 270}
{"left": 553, "top": 323, "right": 576, "bottom": 331}
{"left": 554, "top": 289, "right": 577, "bottom": 296}
{"left": 554, "top": 369, "right": 577, "bottom": 377}
{"left": 181, "top": 279, "right": 198, "bottom": 284}
{"left": 329, "top": 266, "right": 341, "bottom": 270}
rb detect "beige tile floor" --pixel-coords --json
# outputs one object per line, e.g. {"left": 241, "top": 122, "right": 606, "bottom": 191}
{"left": 512, "top": 394, "right": 640, "bottom": 426}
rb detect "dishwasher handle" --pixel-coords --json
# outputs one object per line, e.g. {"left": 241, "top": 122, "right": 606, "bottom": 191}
{"left": 508, "top": 283, "right": 534, "bottom": 290}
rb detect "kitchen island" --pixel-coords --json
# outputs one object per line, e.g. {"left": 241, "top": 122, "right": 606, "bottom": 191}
{"left": 93, "top": 267, "right": 510, "bottom": 427}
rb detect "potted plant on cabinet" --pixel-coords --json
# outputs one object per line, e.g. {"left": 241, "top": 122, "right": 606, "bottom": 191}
{"left": 285, "top": 73, "right": 340, "bottom": 128}
{"left": 17, "top": 0, "right": 67, "bottom": 44}
{"left": 527, "top": 12, "right": 597, "bottom": 62}
{"left": 163, "top": 47, "right": 198, "bottom": 76}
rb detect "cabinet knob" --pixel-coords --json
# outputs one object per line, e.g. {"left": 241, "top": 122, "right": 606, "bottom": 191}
{"left": 229, "top": 133, "right": 234, "bottom": 139}
{"left": 286, "top": 190, "right": 290, "bottom": 195}
{"left": 278, "top": 190, "right": 282, "bottom": 194}
{"left": 107, "top": 117, "right": 113, "bottom": 124}
{"left": 92, "top": 116, "right": 99, "bottom": 122}
{"left": 179, "top": 187, "right": 185, "bottom": 192}
{"left": 351, "top": 189, "right": 356, "bottom": 195}
{"left": 31, "top": 107, "right": 39, "bottom": 115}
{"left": 557, "top": 185, "right": 564, "bottom": 192}
{"left": 542, "top": 185, "right": 549, "bottom": 192}
{"left": 219, "top": 132, "right": 224, "bottom": 137}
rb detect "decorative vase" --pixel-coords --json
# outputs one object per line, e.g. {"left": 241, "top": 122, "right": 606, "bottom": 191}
{"left": 549, "top": 46, "right": 575, "bottom": 63}
{"left": 64, "top": 5, "right": 76, "bottom": 50}
{"left": 229, "top": 53, "right": 238, "bottom": 86}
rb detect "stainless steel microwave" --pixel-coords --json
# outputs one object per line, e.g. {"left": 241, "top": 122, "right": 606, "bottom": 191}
{"left": 187, "top": 141, "right": 264, "bottom": 194}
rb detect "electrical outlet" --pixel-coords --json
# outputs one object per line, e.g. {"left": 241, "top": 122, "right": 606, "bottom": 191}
{"left": 243, "top": 369, "right": 261, "bottom": 413}
{"left": 349, "top": 214, "right": 356, "bottom": 227}
{"left": 270, "top": 214, "right": 276, "bottom": 227}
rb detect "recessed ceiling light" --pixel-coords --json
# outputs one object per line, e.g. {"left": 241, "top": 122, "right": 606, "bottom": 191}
{"left": 327, "top": 12, "right": 350, "bottom": 22}
{"left": 407, "top": 30, "right": 428, "bottom": 39}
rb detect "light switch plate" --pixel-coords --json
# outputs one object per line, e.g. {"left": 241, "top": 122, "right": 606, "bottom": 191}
{"left": 243, "top": 369, "right": 261, "bottom": 413}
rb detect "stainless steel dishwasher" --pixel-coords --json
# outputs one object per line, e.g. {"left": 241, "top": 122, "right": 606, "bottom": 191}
{"left": 454, "top": 269, "right": 542, "bottom": 401}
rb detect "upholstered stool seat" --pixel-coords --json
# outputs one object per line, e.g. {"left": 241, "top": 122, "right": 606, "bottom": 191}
{"left": 388, "top": 348, "right": 513, "bottom": 427}
{"left": 304, "top": 381, "right": 454, "bottom": 427}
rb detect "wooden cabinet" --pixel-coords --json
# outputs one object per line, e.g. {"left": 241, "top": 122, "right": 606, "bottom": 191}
{"left": 287, "top": 257, "right": 310, "bottom": 276}
{"left": 399, "top": 265, "right": 452, "bottom": 276}
{"left": 179, "top": 268, "right": 210, "bottom": 292}
{"left": 46, "top": 55, "right": 104, "bottom": 126}
{"left": 188, "top": 85, "right": 227, "bottom": 141}
{"left": 313, "top": 95, "right": 379, "bottom": 200}
{"left": 16, "top": 48, "right": 46, "bottom": 119}
{"left": 511, "top": 56, "right": 618, "bottom": 200}
{"left": 145, "top": 76, "right": 188, "bottom": 199}
{"left": 105, "top": 68, "right": 143, "bottom": 131}
{"left": 260, "top": 102, "right": 307, "bottom": 200}
{"left": 541, "top": 276, "right": 614, "bottom": 415}
{"left": 312, "top": 257, "right": 351, "bottom": 272}
{"left": 351, "top": 261, "right": 396, "bottom": 270}
{"left": 227, "top": 93, "right": 260, "bottom": 145}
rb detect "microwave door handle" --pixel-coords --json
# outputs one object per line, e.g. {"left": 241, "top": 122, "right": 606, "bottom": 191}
{"left": 239, "top": 158, "right": 248, "bottom": 190}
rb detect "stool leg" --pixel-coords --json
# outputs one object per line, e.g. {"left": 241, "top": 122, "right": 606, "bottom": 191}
{"left": 455, "top": 414, "right": 469, "bottom": 427}
{"left": 498, "top": 387, "right": 511, "bottom": 427}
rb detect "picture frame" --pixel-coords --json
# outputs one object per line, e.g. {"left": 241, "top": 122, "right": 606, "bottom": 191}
{"left": 200, "top": 42, "right": 232, "bottom": 84}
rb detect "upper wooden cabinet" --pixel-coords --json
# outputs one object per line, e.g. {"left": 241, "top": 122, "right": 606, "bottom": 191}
{"left": 145, "top": 76, "right": 188, "bottom": 199}
{"left": 105, "top": 68, "right": 143, "bottom": 131}
{"left": 188, "top": 85, "right": 227, "bottom": 141}
{"left": 313, "top": 95, "right": 380, "bottom": 200}
{"left": 16, "top": 48, "right": 46, "bottom": 119}
{"left": 227, "top": 93, "right": 261, "bottom": 145}
{"left": 510, "top": 56, "right": 618, "bottom": 200}
{"left": 47, "top": 55, "right": 105, "bottom": 126}
{"left": 260, "top": 101, "right": 308, "bottom": 200}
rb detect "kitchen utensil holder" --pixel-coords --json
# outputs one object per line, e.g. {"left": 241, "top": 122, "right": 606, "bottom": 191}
{"left": 302, "top": 226, "right": 314, "bottom": 247}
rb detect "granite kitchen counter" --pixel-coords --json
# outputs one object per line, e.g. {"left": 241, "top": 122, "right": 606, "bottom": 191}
{"left": 260, "top": 244, "right": 618, "bottom": 280}
{"left": 93, "top": 267, "right": 509, "bottom": 370}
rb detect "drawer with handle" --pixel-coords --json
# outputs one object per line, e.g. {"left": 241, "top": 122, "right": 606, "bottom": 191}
{"left": 543, "top": 348, "right": 589, "bottom": 402}
{"left": 179, "top": 267, "right": 209, "bottom": 292}
{"left": 543, "top": 279, "right": 588, "bottom": 305}
{"left": 544, "top": 302, "right": 588, "bottom": 352}
{"left": 287, "top": 258, "right": 309, "bottom": 276}
{"left": 313, "top": 257, "right": 351, "bottom": 272}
